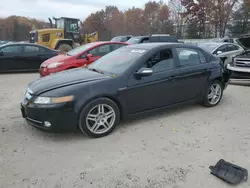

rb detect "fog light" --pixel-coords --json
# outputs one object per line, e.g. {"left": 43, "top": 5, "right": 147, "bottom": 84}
{"left": 44, "top": 121, "right": 51, "bottom": 127}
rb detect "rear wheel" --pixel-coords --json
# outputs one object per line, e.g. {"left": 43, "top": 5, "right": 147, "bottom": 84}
{"left": 57, "top": 44, "right": 72, "bottom": 54}
{"left": 202, "top": 80, "right": 223, "bottom": 107}
{"left": 78, "top": 98, "right": 120, "bottom": 138}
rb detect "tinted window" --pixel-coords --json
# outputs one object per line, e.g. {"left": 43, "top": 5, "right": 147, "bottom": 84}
{"left": 142, "top": 39, "right": 149, "bottom": 43}
{"left": 24, "top": 46, "right": 40, "bottom": 53}
{"left": 126, "top": 37, "right": 141, "bottom": 44}
{"left": 110, "top": 44, "right": 127, "bottom": 51}
{"left": 88, "top": 47, "right": 147, "bottom": 74}
{"left": 0, "top": 45, "right": 22, "bottom": 53}
{"left": 142, "top": 49, "right": 175, "bottom": 72}
{"left": 176, "top": 48, "right": 202, "bottom": 66}
{"left": 214, "top": 45, "right": 228, "bottom": 54}
{"left": 227, "top": 44, "right": 239, "bottom": 51}
{"left": 89, "top": 44, "right": 112, "bottom": 56}
{"left": 66, "top": 43, "right": 97, "bottom": 56}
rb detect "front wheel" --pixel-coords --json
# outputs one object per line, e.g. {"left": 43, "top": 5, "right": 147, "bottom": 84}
{"left": 78, "top": 98, "right": 120, "bottom": 138}
{"left": 57, "top": 44, "right": 73, "bottom": 54}
{"left": 202, "top": 80, "right": 223, "bottom": 107}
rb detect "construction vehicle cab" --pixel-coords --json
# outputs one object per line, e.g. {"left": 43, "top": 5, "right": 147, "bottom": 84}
{"left": 29, "top": 17, "right": 98, "bottom": 53}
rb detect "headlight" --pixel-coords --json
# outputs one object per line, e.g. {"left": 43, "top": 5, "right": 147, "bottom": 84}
{"left": 47, "top": 62, "right": 63, "bottom": 69}
{"left": 34, "top": 95, "right": 74, "bottom": 104}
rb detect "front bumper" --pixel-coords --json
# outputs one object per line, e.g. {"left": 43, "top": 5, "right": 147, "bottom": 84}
{"left": 20, "top": 101, "right": 78, "bottom": 133}
{"left": 227, "top": 64, "right": 250, "bottom": 79}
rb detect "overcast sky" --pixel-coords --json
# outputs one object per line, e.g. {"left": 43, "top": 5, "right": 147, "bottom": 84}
{"left": 0, "top": 0, "right": 151, "bottom": 21}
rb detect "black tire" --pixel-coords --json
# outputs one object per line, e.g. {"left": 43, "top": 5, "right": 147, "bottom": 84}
{"left": 78, "top": 98, "right": 120, "bottom": 138}
{"left": 57, "top": 44, "right": 72, "bottom": 53}
{"left": 202, "top": 80, "right": 223, "bottom": 107}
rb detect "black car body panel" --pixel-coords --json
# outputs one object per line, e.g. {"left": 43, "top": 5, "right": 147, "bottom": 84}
{"left": 0, "top": 43, "right": 58, "bottom": 72}
{"left": 28, "top": 68, "right": 110, "bottom": 95}
{"left": 21, "top": 43, "right": 229, "bottom": 133}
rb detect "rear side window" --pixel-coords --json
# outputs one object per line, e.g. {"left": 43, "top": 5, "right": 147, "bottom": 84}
{"left": 227, "top": 44, "right": 239, "bottom": 51}
{"left": 24, "top": 46, "right": 40, "bottom": 53}
{"left": 0, "top": 45, "right": 22, "bottom": 53}
{"left": 176, "top": 48, "right": 206, "bottom": 67}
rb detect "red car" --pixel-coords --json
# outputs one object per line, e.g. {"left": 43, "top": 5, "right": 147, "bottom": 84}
{"left": 39, "top": 41, "right": 128, "bottom": 77}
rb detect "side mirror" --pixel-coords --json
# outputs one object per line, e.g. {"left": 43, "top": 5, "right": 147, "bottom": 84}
{"left": 86, "top": 53, "right": 93, "bottom": 60}
{"left": 135, "top": 68, "right": 153, "bottom": 79}
{"left": 217, "top": 51, "right": 222, "bottom": 55}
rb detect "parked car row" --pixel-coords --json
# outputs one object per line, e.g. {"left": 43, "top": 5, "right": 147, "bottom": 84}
{"left": 20, "top": 42, "right": 231, "bottom": 138}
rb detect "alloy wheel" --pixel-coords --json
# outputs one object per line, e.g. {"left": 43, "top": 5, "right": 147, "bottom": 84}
{"left": 207, "top": 83, "right": 222, "bottom": 105}
{"left": 86, "top": 104, "right": 116, "bottom": 134}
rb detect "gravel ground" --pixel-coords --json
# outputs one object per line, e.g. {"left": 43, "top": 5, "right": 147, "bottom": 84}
{"left": 0, "top": 73, "right": 250, "bottom": 188}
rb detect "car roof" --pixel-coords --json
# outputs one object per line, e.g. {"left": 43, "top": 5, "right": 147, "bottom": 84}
{"left": 124, "top": 42, "right": 198, "bottom": 50}
{"left": 0, "top": 42, "right": 55, "bottom": 51}
{"left": 199, "top": 42, "right": 238, "bottom": 46}
{"left": 89, "top": 41, "right": 128, "bottom": 45}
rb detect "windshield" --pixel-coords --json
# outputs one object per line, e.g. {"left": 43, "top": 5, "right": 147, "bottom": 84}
{"left": 56, "top": 19, "right": 64, "bottom": 29}
{"left": 197, "top": 43, "right": 219, "bottom": 53}
{"left": 66, "top": 43, "right": 97, "bottom": 56}
{"left": 111, "top": 37, "right": 123, "bottom": 42}
{"left": 88, "top": 47, "right": 147, "bottom": 74}
{"left": 126, "top": 37, "right": 141, "bottom": 44}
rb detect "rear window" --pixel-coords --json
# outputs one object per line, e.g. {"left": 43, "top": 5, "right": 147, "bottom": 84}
{"left": 150, "top": 36, "right": 178, "bottom": 42}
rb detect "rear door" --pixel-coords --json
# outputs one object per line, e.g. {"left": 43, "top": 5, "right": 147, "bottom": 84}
{"left": 172, "top": 47, "right": 212, "bottom": 102}
{"left": 0, "top": 45, "right": 24, "bottom": 71}
{"left": 23, "top": 45, "right": 57, "bottom": 70}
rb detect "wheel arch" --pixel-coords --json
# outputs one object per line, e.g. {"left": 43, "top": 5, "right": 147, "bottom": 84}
{"left": 76, "top": 95, "right": 124, "bottom": 123}
{"left": 55, "top": 39, "right": 73, "bottom": 49}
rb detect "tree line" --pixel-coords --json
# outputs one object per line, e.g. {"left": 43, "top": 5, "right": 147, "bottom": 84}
{"left": 0, "top": 0, "right": 249, "bottom": 41}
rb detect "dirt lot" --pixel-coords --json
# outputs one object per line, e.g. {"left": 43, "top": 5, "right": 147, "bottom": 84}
{"left": 1, "top": 73, "right": 250, "bottom": 188}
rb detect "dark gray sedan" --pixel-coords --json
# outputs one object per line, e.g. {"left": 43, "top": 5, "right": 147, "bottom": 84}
{"left": 21, "top": 43, "right": 230, "bottom": 138}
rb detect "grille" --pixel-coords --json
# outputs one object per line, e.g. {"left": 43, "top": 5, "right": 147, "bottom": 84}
{"left": 234, "top": 58, "right": 250, "bottom": 68}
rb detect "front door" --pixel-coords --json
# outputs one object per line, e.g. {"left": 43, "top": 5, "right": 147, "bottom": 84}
{"left": 125, "top": 48, "right": 179, "bottom": 114}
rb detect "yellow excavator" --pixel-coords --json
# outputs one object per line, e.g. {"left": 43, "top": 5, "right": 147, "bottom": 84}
{"left": 29, "top": 17, "right": 98, "bottom": 53}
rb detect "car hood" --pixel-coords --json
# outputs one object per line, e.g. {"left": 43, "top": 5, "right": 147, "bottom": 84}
{"left": 28, "top": 68, "right": 109, "bottom": 95}
{"left": 236, "top": 35, "right": 250, "bottom": 50}
{"left": 41, "top": 54, "right": 73, "bottom": 67}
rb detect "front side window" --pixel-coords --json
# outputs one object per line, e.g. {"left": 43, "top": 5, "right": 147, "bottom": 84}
{"left": 176, "top": 48, "right": 202, "bottom": 66}
{"left": 214, "top": 45, "right": 228, "bottom": 54}
{"left": 89, "top": 44, "right": 112, "bottom": 56}
{"left": 0, "top": 45, "right": 22, "bottom": 53}
{"left": 110, "top": 44, "right": 127, "bottom": 51}
{"left": 142, "top": 49, "right": 175, "bottom": 72}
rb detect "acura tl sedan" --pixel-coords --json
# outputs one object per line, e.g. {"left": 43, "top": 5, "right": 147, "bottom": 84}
{"left": 21, "top": 43, "right": 230, "bottom": 138}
